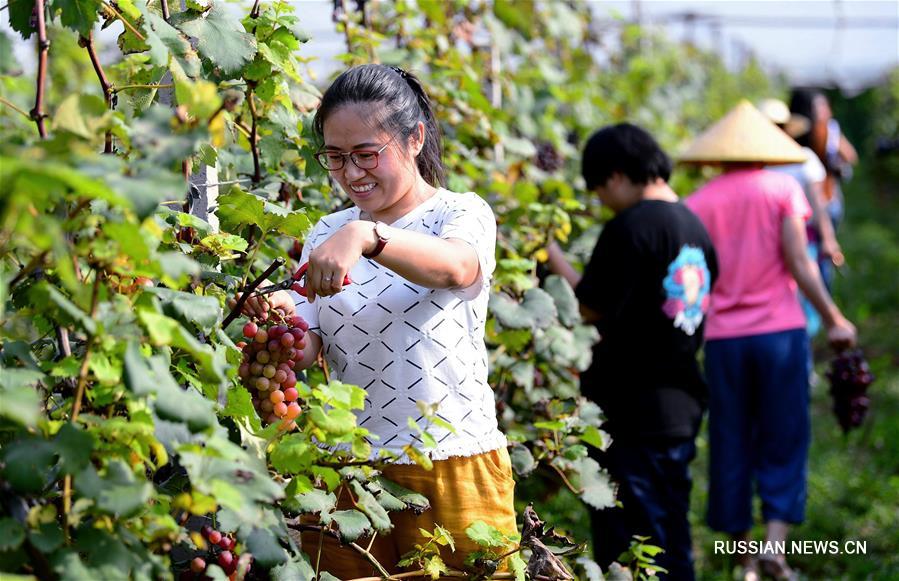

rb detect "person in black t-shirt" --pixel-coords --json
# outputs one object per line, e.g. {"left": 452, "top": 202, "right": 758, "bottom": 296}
{"left": 546, "top": 124, "right": 718, "bottom": 581}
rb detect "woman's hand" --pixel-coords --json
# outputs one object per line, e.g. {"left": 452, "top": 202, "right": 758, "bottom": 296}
{"left": 827, "top": 315, "right": 857, "bottom": 351}
{"left": 305, "top": 221, "right": 373, "bottom": 302}
{"left": 228, "top": 289, "right": 295, "bottom": 322}
{"left": 820, "top": 236, "right": 845, "bottom": 267}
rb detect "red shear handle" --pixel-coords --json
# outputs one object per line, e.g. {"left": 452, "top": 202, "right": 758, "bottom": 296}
{"left": 290, "top": 262, "right": 352, "bottom": 297}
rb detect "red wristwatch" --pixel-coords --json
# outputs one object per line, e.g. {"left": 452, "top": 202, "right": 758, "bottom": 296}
{"left": 362, "top": 221, "right": 390, "bottom": 259}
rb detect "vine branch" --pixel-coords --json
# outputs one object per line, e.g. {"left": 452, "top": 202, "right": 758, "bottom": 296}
{"left": 245, "top": 87, "right": 262, "bottom": 184}
{"left": 80, "top": 33, "right": 114, "bottom": 153}
{"left": 32, "top": 0, "right": 49, "bottom": 138}
{"left": 285, "top": 521, "right": 392, "bottom": 579}
{"left": 222, "top": 257, "right": 285, "bottom": 328}
{"left": 160, "top": 0, "right": 169, "bottom": 21}
{"left": 9, "top": 249, "right": 48, "bottom": 288}
{"left": 62, "top": 273, "right": 102, "bottom": 537}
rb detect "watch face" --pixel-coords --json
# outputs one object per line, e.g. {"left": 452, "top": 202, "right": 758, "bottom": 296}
{"left": 375, "top": 221, "right": 391, "bottom": 241}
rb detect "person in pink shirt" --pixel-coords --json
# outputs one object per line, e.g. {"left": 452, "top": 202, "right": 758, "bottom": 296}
{"left": 681, "top": 102, "right": 856, "bottom": 581}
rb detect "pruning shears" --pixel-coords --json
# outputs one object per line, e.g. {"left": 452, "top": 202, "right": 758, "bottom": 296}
{"left": 242, "top": 262, "right": 352, "bottom": 298}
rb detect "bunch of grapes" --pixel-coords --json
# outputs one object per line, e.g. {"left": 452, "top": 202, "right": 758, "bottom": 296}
{"left": 237, "top": 314, "right": 308, "bottom": 429}
{"left": 181, "top": 526, "right": 250, "bottom": 579}
{"left": 826, "top": 349, "right": 875, "bottom": 433}
{"left": 534, "top": 141, "right": 563, "bottom": 173}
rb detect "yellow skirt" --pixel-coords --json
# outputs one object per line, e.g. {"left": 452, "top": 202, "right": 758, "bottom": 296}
{"left": 301, "top": 447, "right": 518, "bottom": 579}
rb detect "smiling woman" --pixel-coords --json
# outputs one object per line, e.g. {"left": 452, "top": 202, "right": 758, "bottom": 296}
{"left": 239, "top": 63, "right": 517, "bottom": 577}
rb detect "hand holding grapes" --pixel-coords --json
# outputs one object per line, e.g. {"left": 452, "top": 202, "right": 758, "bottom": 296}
{"left": 229, "top": 289, "right": 295, "bottom": 322}
{"left": 826, "top": 314, "right": 856, "bottom": 351}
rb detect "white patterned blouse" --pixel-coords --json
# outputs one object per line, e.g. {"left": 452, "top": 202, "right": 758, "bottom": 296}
{"left": 292, "top": 188, "right": 506, "bottom": 462}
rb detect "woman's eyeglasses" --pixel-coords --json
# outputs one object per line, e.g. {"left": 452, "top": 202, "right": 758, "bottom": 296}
{"left": 314, "top": 136, "right": 396, "bottom": 171}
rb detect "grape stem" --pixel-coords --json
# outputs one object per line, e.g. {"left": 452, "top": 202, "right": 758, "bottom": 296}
{"left": 222, "top": 257, "right": 285, "bottom": 328}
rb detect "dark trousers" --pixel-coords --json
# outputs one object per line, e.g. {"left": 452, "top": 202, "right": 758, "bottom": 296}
{"left": 591, "top": 438, "right": 697, "bottom": 581}
{"left": 704, "top": 329, "right": 810, "bottom": 532}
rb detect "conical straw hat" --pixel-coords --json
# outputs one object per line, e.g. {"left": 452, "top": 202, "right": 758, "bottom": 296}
{"left": 679, "top": 100, "right": 807, "bottom": 165}
{"left": 757, "top": 98, "right": 811, "bottom": 137}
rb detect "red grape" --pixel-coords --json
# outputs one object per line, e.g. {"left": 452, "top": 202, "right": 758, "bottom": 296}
{"left": 190, "top": 557, "right": 206, "bottom": 574}
{"left": 218, "top": 550, "right": 234, "bottom": 572}
{"left": 284, "top": 402, "right": 301, "bottom": 419}
{"left": 238, "top": 315, "right": 309, "bottom": 423}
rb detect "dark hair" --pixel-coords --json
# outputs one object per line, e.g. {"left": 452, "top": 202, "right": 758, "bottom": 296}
{"left": 581, "top": 123, "right": 672, "bottom": 190}
{"left": 313, "top": 64, "right": 446, "bottom": 187}
{"left": 789, "top": 88, "right": 821, "bottom": 148}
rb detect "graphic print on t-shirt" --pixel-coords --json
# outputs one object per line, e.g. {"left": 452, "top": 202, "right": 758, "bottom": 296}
{"left": 662, "top": 245, "right": 711, "bottom": 336}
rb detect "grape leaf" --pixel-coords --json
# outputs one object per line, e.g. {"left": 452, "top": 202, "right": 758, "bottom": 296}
{"left": 0, "top": 368, "right": 44, "bottom": 427}
{"left": 0, "top": 439, "right": 56, "bottom": 493}
{"left": 75, "top": 461, "right": 153, "bottom": 517}
{"left": 217, "top": 188, "right": 311, "bottom": 238}
{"left": 509, "top": 443, "right": 537, "bottom": 477}
{"left": 55, "top": 423, "right": 94, "bottom": 474}
{"left": 28, "top": 282, "right": 97, "bottom": 334}
{"left": 543, "top": 275, "right": 580, "bottom": 327}
{"left": 138, "top": 5, "right": 201, "bottom": 77}
{"left": 570, "top": 457, "right": 617, "bottom": 509}
{"left": 465, "top": 520, "right": 509, "bottom": 548}
{"left": 269, "top": 434, "right": 313, "bottom": 474}
{"left": 289, "top": 489, "right": 336, "bottom": 514}
{"left": 271, "top": 557, "right": 316, "bottom": 581}
{"left": 7, "top": 0, "right": 36, "bottom": 39}
{"left": 350, "top": 481, "right": 392, "bottom": 532}
{"left": 374, "top": 477, "right": 430, "bottom": 514}
{"left": 51, "top": 0, "right": 101, "bottom": 37}
{"left": 323, "top": 510, "right": 371, "bottom": 543}
{"left": 144, "top": 287, "right": 221, "bottom": 333}
{"left": 307, "top": 406, "right": 357, "bottom": 437}
{"left": 173, "top": 5, "right": 257, "bottom": 75}
{"left": 312, "top": 380, "right": 366, "bottom": 410}
{"left": 0, "top": 518, "right": 25, "bottom": 551}
{"left": 29, "top": 522, "right": 65, "bottom": 553}
{"left": 245, "top": 527, "right": 288, "bottom": 568}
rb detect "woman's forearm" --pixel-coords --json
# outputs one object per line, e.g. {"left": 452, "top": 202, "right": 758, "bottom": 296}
{"left": 782, "top": 216, "right": 843, "bottom": 327}
{"left": 355, "top": 221, "right": 481, "bottom": 290}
